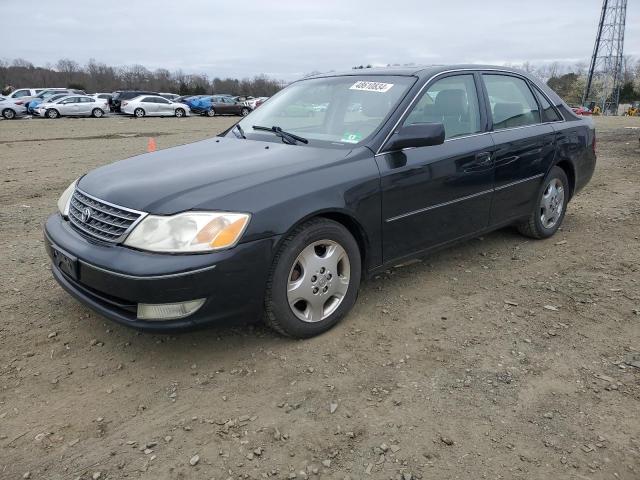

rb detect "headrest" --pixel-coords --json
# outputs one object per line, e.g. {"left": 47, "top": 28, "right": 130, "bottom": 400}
{"left": 435, "top": 89, "right": 466, "bottom": 116}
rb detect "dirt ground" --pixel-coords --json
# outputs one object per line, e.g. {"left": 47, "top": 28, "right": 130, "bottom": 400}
{"left": 0, "top": 115, "right": 639, "bottom": 480}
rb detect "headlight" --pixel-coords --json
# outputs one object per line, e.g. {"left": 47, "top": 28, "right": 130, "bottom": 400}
{"left": 124, "top": 211, "right": 250, "bottom": 253}
{"left": 57, "top": 179, "right": 78, "bottom": 217}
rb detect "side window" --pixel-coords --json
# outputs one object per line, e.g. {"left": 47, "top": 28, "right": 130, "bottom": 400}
{"left": 403, "top": 74, "right": 481, "bottom": 140}
{"left": 532, "top": 85, "right": 562, "bottom": 122}
{"left": 13, "top": 90, "right": 30, "bottom": 98}
{"left": 483, "top": 74, "right": 541, "bottom": 129}
{"left": 157, "top": 98, "right": 170, "bottom": 104}
{"left": 141, "top": 97, "right": 155, "bottom": 102}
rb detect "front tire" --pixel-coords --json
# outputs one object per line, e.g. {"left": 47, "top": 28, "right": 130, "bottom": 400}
{"left": 517, "top": 166, "right": 569, "bottom": 239}
{"left": 92, "top": 108, "right": 104, "bottom": 118}
{"left": 134, "top": 108, "right": 145, "bottom": 118}
{"left": 175, "top": 108, "right": 185, "bottom": 117}
{"left": 240, "top": 107, "right": 250, "bottom": 116}
{"left": 2, "top": 108, "right": 16, "bottom": 119}
{"left": 265, "top": 218, "right": 361, "bottom": 338}
{"left": 46, "top": 109, "right": 59, "bottom": 119}
{"left": 205, "top": 108, "right": 215, "bottom": 117}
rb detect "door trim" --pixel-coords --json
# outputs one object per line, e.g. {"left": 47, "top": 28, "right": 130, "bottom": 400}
{"left": 494, "top": 173, "right": 544, "bottom": 191}
{"left": 386, "top": 188, "right": 493, "bottom": 223}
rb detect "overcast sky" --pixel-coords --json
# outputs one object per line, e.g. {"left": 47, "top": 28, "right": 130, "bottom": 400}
{"left": 3, "top": 0, "right": 638, "bottom": 80}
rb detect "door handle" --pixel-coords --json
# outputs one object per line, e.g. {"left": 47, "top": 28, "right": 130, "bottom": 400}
{"left": 475, "top": 152, "right": 492, "bottom": 167}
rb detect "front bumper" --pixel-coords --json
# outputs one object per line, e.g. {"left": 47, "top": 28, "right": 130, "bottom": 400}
{"left": 44, "top": 213, "right": 279, "bottom": 331}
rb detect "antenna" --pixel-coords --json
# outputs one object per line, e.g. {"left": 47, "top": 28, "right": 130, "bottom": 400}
{"left": 582, "top": 0, "right": 627, "bottom": 115}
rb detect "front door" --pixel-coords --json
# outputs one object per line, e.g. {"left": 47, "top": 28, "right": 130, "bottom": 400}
{"left": 155, "top": 97, "right": 173, "bottom": 115}
{"left": 377, "top": 73, "right": 495, "bottom": 261}
{"left": 60, "top": 97, "right": 81, "bottom": 116}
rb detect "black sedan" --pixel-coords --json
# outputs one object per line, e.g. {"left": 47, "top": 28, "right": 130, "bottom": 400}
{"left": 45, "top": 65, "right": 596, "bottom": 338}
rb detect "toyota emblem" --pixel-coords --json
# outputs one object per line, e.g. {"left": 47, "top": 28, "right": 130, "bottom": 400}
{"left": 81, "top": 207, "right": 93, "bottom": 223}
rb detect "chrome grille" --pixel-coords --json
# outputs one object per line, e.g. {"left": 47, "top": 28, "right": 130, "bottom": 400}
{"left": 68, "top": 189, "right": 145, "bottom": 243}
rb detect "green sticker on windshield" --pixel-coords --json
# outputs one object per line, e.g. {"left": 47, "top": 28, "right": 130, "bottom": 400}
{"left": 341, "top": 132, "right": 362, "bottom": 144}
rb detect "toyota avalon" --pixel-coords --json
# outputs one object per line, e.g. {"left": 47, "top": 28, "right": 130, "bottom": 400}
{"left": 45, "top": 65, "right": 596, "bottom": 338}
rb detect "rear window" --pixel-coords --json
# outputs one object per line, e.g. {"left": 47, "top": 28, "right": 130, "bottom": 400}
{"left": 532, "top": 85, "right": 562, "bottom": 122}
{"left": 483, "top": 74, "right": 541, "bottom": 130}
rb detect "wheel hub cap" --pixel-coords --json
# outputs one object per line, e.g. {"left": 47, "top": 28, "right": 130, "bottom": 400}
{"left": 287, "top": 240, "right": 350, "bottom": 323}
{"left": 540, "top": 178, "right": 565, "bottom": 229}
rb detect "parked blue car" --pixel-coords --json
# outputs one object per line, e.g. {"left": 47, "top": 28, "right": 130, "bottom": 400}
{"left": 184, "top": 95, "right": 214, "bottom": 115}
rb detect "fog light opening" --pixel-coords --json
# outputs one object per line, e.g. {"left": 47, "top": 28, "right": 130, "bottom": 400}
{"left": 137, "top": 299, "right": 206, "bottom": 321}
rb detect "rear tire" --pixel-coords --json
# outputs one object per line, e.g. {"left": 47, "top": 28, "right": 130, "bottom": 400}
{"left": 205, "top": 108, "right": 215, "bottom": 117}
{"left": 517, "top": 166, "right": 569, "bottom": 239}
{"left": 46, "top": 109, "right": 59, "bottom": 119}
{"left": 265, "top": 218, "right": 361, "bottom": 338}
{"left": 92, "top": 108, "right": 104, "bottom": 118}
{"left": 134, "top": 108, "right": 145, "bottom": 118}
{"left": 2, "top": 108, "right": 16, "bottom": 120}
{"left": 241, "top": 107, "right": 250, "bottom": 116}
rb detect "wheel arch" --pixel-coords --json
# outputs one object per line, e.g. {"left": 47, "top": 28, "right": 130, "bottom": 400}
{"left": 274, "top": 209, "right": 370, "bottom": 271}
{"left": 553, "top": 158, "right": 576, "bottom": 199}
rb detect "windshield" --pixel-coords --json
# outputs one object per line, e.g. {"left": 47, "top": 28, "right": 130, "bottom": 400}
{"left": 234, "top": 75, "right": 416, "bottom": 147}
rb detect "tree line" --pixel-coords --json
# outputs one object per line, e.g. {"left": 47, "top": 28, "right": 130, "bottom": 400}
{"left": 0, "top": 58, "right": 286, "bottom": 97}
{"left": 2, "top": 57, "right": 640, "bottom": 105}
{"left": 506, "top": 58, "right": 640, "bottom": 105}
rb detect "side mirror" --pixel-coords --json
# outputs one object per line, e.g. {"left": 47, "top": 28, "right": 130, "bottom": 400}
{"left": 386, "top": 123, "right": 445, "bottom": 151}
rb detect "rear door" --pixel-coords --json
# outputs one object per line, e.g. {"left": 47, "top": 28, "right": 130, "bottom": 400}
{"left": 480, "top": 73, "right": 557, "bottom": 225}
{"left": 78, "top": 97, "right": 94, "bottom": 115}
{"left": 377, "top": 72, "right": 495, "bottom": 261}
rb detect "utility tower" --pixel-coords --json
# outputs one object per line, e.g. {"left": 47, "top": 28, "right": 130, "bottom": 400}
{"left": 582, "top": 0, "right": 627, "bottom": 115}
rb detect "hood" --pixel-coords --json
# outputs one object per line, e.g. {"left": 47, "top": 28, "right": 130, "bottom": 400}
{"left": 78, "top": 136, "right": 353, "bottom": 215}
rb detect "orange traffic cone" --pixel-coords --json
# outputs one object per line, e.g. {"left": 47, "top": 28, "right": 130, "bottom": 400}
{"left": 147, "top": 137, "right": 157, "bottom": 153}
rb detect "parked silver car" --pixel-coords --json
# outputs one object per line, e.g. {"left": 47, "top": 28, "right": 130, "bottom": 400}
{"left": 35, "top": 95, "right": 108, "bottom": 119}
{"left": 121, "top": 95, "right": 190, "bottom": 117}
{"left": 0, "top": 96, "right": 28, "bottom": 119}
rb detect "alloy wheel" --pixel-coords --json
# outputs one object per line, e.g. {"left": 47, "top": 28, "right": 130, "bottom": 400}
{"left": 286, "top": 240, "right": 351, "bottom": 323}
{"left": 540, "top": 178, "right": 565, "bottom": 229}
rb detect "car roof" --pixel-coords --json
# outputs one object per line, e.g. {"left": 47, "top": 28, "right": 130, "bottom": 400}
{"left": 302, "top": 64, "right": 565, "bottom": 107}
{"left": 305, "top": 64, "right": 532, "bottom": 80}
{"left": 132, "top": 95, "right": 165, "bottom": 100}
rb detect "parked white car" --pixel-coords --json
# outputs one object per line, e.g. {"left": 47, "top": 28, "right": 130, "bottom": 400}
{"left": 90, "top": 93, "right": 112, "bottom": 102}
{"left": 3, "top": 88, "right": 46, "bottom": 100}
{"left": 0, "top": 96, "right": 28, "bottom": 119}
{"left": 35, "top": 95, "right": 108, "bottom": 119}
{"left": 244, "top": 96, "right": 269, "bottom": 109}
{"left": 121, "top": 95, "right": 190, "bottom": 117}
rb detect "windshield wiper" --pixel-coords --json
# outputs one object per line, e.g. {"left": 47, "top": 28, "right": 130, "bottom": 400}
{"left": 233, "top": 123, "right": 246, "bottom": 139}
{"left": 252, "top": 125, "right": 308, "bottom": 145}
